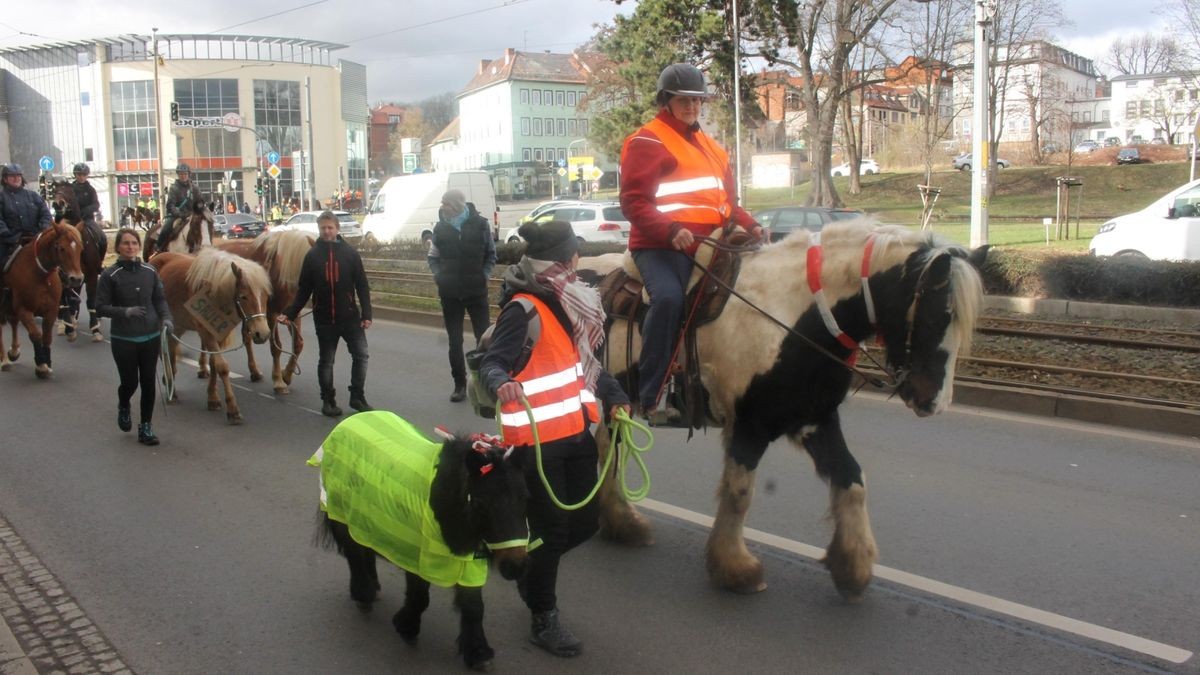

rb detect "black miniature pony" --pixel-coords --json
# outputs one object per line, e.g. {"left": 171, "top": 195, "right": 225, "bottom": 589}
{"left": 313, "top": 412, "right": 529, "bottom": 671}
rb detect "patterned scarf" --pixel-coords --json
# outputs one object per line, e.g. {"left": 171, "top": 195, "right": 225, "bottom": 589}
{"left": 525, "top": 258, "right": 606, "bottom": 390}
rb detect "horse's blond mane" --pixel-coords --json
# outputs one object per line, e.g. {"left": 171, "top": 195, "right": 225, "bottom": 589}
{"left": 252, "top": 230, "right": 314, "bottom": 290}
{"left": 184, "top": 248, "right": 272, "bottom": 306}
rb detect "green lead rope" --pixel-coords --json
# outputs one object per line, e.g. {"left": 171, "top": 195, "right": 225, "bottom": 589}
{"left": 499, "top": 395, "right": 654, "bottom": 511}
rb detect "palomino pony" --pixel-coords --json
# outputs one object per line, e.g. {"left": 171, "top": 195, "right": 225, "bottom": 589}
{"left": 312, "top": 411, "right": 529, "bottom": 671}
{"left": 50, "top": 180, "right": 106, "bottom": 342}
{"left": 590, "top": 221, "right": 985, "bottom": 599}
{"left": 152, "top": 249, "right": 272, "bottom": 423}
{"left": 144, "top": 202, "right": 214, "bottom": 260}
{"left": 215, "top": 230, "right": 314, "bottom": 393}
{"left": 0, "top": 222, "right": 85, "bottom": 377}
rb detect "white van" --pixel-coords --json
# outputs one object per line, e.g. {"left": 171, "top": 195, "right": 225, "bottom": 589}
{"left": 1089, "top": 178, "right": 1200, "bottom": 261}
{"left": 361, "top": 171, "right": 497, "bottom": 245}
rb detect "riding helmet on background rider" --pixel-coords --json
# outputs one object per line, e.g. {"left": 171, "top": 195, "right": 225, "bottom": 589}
{"left": 69, "top": 163, "right": 100, "bottom": 225}
{"left": 160, "top": 163, "right": 203, "bottom": 244}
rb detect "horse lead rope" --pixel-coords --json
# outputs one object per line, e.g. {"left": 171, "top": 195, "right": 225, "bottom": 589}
{"left": 502, "top": 395, "right": 654, "bottom": 511}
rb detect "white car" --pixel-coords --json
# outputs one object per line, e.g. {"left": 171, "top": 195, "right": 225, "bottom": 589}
{"left": 276, "top": 210, "right": 363, "bottom": 243}
{"left": 831, "top": 159, "right": 879, "bottom": 177}
{"left": 501, "top": 202, "right": 630, "bottom": 244}
{"left": 1089, "top": 178, "right": 1200, "bottom": 261}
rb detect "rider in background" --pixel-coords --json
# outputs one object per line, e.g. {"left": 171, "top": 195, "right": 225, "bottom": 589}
{"left": 94, "top": 228, "right": 173, "bottom": 446}
{"left": 618, "top": 63, "right": 763, "bottom": 422}
{"left": 480, "top": 220, "right": 630, "bottom": 658}
{"left": 59, "top": 163, "right": 107, "bottom": 339}
{"left": 0, "top": 163, "right": 53, "bottom": 270}
{"left": 159, "top": 163, "right": 203, "bottom": 245}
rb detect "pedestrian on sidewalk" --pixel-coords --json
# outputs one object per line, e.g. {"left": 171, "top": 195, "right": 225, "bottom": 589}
{"left": 428, "top": 189, "right": 496, "bottom": 402}
{"left": 94, "top": 228, "right": 173, "bottom": 445}
{"left": 279, "top": 211, "right": 373, "bottom": 417}
{"left": 479, "top": 220, "right": 630, "bottom": 657}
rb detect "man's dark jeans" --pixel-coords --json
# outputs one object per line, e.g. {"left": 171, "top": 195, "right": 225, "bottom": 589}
{"left": 315, "top": 322, "right": 368, "bottom": 400}
{"left": 440, "top": 293, "right": 490, "bottom": 386}
{"left": 632, "top": 248, "right": 693, "bottom": 409}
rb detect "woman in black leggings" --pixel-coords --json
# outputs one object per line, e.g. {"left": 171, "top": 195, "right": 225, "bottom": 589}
{"left": 95, "top": 228, "right": 173, "bottom": 445}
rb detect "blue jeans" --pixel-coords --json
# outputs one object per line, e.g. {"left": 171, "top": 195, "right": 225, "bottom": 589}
{"left": 315, "top": 322, "right": 369, "bottom": 400}
{"left": 632, "top": 248, "right": 693, "bottom": 409}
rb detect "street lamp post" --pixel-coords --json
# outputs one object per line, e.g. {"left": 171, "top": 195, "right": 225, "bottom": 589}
{"left": 970, "top": 0, "right": 996, "bottom": 248}
{"left": 151, "top": 28, "right": 166, "bottom": 222}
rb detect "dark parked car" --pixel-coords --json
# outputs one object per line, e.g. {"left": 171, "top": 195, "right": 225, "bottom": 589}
{"left": 754, "top": 206, "right": 865, "bottom": 242}
{"left": 1117, "top": 148, "right": 1142, "bottom": 165}
{"left": 213, "top": 213, "right": 267, "bottom": 239}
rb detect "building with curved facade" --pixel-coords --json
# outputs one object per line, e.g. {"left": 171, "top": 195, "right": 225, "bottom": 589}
{"left": 0, "top": 34, "right": 368, "bottom": 222}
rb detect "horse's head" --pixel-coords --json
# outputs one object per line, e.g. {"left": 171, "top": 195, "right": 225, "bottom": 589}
{"left": 431, "top": 437, "right": 530, "bottom": 581}
{"left": 51, "top": 181, "right": 78, "bottom": 221}
{"left": 229, "top": 261, "right": 271, "bottom": 344}
{"left": 888, "top": 244, "right": 986, "bottom": 417}
{"left": 48, "top": 222, "right": 84, "bottom": 289}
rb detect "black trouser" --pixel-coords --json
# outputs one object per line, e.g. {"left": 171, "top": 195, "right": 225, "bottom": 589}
{"left": 520, "top": 431, "right": 600, "bottom": 613}
{"left": 439, "top": 293, "right": 490, "bottom": 386}
{"left": 315, "top": 322, "right": 369, "bottom": 400}
{"left": 111, "top": 337, "right": 159, "bottom": 423}
{"left": 59, "top": 220, "right": 105, "bottom": 331}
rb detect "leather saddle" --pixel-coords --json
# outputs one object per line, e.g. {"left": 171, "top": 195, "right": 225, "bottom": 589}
{"left": 598, "top": 226, "right": 756, "bottom": 429}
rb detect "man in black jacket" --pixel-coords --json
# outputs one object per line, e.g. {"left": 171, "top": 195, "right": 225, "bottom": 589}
{"left": 279, "top": 211, "right": 373, "bottom": 416}
{"left": 427, "top": 189, "right": 496, "bottom": 402}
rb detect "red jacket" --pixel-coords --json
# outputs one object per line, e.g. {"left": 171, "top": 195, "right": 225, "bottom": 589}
{"left": 619, "top": 109, "right": 755, "bottom": 253}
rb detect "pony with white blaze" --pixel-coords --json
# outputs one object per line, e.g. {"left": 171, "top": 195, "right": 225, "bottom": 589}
{"left": 591, "top": 220, "right": 986, "bottom": 599}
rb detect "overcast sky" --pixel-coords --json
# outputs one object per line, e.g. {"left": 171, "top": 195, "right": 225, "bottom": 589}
{"left": 0, "top": 0, "right": 1177, "bottom": 105}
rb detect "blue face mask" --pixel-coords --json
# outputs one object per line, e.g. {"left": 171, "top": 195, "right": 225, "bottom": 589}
{"left": 447, "top": 208, "right": 469, "bottom": 230}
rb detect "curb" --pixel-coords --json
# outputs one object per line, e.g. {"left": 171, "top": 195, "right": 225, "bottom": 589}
{"left": 985, "top": 295, "right": 1200, "bottom": 324}
{"left": 375, "top": 304, "right": 1198, "bottom": 439}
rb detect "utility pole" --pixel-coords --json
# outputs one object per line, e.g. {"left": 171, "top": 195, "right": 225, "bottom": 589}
{"left": 732, "top": 0, "right": 743, "bottom": 204}
{"left": 970, "top": 0, "right": 996, "bottom": 248}
{"left": 305, "top": 76, "right": 317, "bottom": 211}
{"left": 151, "top": 27, "right": 166, "bottom": 222}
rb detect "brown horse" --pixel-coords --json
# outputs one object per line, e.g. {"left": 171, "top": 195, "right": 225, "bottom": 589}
{"left": 152, "top": 249, "right": 272, "bottom": 423}
{"left": 214, "top": 230, "right": 314, "bottom": 393}
{"left": 120, "top": 205, "right": 159, "bottom": 231}
{"left": 50, "top": 181, "right": 106, "bottom": 342}
{"left": 144, "top": 202, "right": 214, "bottom": 260}
{"left": 0, "top": 222, "right": 85, "bottom": 377}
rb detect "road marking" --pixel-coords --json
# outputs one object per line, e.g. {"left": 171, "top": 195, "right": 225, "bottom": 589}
{"left": 638, "top": 497, "right": 1194, "bottom": 665}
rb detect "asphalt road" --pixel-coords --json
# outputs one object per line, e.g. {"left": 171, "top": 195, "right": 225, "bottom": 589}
{"left": 0, "top": 319, "right": 1197, "bottom": 674}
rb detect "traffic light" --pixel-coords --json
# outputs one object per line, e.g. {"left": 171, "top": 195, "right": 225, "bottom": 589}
{"left": 170, "top": 102, "right": 179, "bottom": 122}
{"left": 576, "top": 167, "right": 584, "bottom": 182}
{"left": 255, "top": 177, "right": 264, "bottom": 196}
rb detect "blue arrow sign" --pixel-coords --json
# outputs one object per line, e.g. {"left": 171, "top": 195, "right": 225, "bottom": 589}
{"left": 38, "top": 156, "right": 54, "bottom": 172}
{"left": 266, "top": 151, "right": 281, "bottom": 165}
{"left": 557, "top": 158, "right": 567, "bottom": 168}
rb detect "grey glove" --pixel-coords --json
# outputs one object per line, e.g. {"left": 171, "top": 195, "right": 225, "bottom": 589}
{"left": 123, "top": 306, "right": 146, "bottom": 319}
{"left": 162, "top": 319, "right": 174, "bottom": 334}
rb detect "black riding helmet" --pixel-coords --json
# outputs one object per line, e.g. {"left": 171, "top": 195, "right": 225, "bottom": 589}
{"left": 655, "top": 63, "right": 711, "bottom": 106}
{"left": 176, "top": 162, "right": 191, "bottom": 175}
{"left": 1, "top": 163, "right": 23, "bottom": 179}
{"left": 73, "top": 162, "right": 90, "bottom": 176}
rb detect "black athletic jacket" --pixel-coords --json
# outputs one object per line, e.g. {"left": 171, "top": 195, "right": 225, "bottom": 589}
{"left": 284, "top": 236, "right": 372, "bottom": 326}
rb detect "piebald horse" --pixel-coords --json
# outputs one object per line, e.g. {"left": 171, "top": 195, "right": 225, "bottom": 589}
{"left": 215, "top": 230, "right": 315, "bottom": 393}
{"left": 152, "top": 249, "right": 272, "bottom": 423}
{"left": 590, "top": 221, "right": 986, "bottom": 599}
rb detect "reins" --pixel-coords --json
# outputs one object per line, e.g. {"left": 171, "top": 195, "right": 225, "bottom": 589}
{"left": 688, "top": 235, "right": 896, "bottom": 388}
{"left": 501, "top": 394, "right": 654, "bottom": 511}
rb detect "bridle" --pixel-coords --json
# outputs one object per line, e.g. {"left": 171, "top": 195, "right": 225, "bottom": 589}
{"left": 30, "top": 228, "right": 60, "bottom": 277}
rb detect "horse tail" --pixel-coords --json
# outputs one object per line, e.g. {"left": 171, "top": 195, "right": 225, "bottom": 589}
{"left": 312, "top": 509, "right": 344, "bottom": 552}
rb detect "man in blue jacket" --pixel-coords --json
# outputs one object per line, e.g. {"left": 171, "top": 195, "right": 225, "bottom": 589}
{"left": 0, "top": 163, "right": 53, "bottom": 269}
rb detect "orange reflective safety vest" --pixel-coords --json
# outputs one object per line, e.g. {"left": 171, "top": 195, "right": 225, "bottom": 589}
{"left": 499, "top": 294, "right": 599, "bottom": 446}
{"left": 626, "top": 116, "right": 733, "bottom": 227}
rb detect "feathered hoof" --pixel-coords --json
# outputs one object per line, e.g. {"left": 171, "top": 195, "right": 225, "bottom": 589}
{"left": 598, "top": 509, "right": 655, "bottom": 547}
{"left": 226, "top": 412, "right": 244, "bottom": 425}
{"left": 274, "top": 385, "right": 290, "bottom": 395}
{"left": 8, "top": 348, "right": 19, "bottom": 361}
{"left": 822, "top": 550, "right": 875, "bottom": 603}
{"left": 55, "top": 321, "right": 66, "bottom": 336}
{"left": 207, "top": 400, "right": 222, "bottom": 411}
{"left": 196, "top": 370, "right": 208, "bottom": 379}
{"left": 91, "top": 331, "right": 103, "bottom": 343}
{"left": 393, "top": 607, "right": 421, "bottom": 645}
{"left": 706, "top": 550, "right": 767, "bottom": 594}
{"left": 0, "top": 362, "right": 10, "bottom": 372}
{"left": 249, "top": 372, "right": 263, "bottom": 382}
{"left": 459, "top": 641, "right": 494, "bottom": 672}
{"left": 66, "top": 330, "right": 77, "bottom": 343}
{"left": 34, "top": 365, "right": 51, "bottom": 380}
{"left": 282, "top": 371, "right": 295, "bottom": 385}
{"left": 167, "top": 395, "right": 180, "bottom": 405}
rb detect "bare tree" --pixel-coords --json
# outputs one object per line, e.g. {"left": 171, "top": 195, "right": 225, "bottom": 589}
{"left": 760, "top": 0, "right": 902, "bottom": 207}
{"left": 1127, "top": 80, "right": 1200, "bottom": 142}
{"left": 1105, "top": 34, "right": 1188, "bottom": 76}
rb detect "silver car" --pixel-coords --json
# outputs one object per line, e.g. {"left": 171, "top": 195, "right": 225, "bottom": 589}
{"left": 502, "top": 202, "right": 630, "bottom": 244}
{"left": 277, "top": 210, "right": 363, "bottom": 243}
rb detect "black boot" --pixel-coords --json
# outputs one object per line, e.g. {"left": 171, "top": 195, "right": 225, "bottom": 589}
{"left": 348, "top": 390, "right": 373, "bottom": 413}
{"left": 137, "top": 422, "right": 159, "bottom": 446}
{"left": 449, "top": 383, "right": 467, "bottom": 403}
{"left": 530, "top": 609, "right": 582, "bottom": 657}
{"left": 321, "top": 395, "right": 343, "bottom": 417}
{"left": 117, "top": 405, "right": 132, "bottom": 432}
